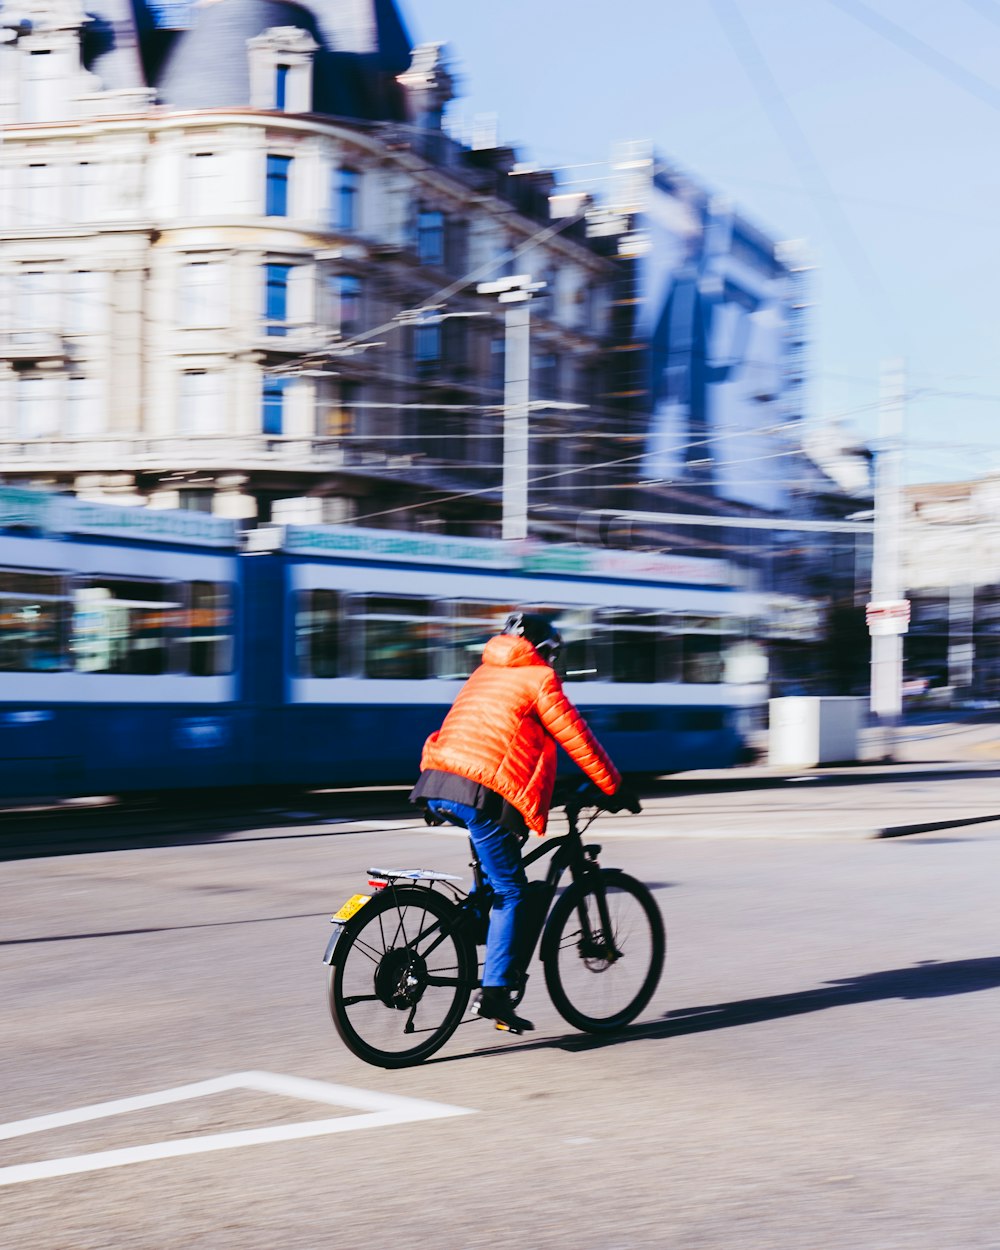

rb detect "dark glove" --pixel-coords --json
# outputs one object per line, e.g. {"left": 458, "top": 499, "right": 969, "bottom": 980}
{"left": 423, "top": 809, "right": 447, "bottom": 827}
{"left": 605, "top": 785, "right": 641, "bottom": 815}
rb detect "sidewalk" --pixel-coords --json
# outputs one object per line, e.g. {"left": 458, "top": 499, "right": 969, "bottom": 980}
{"left": 3, "top": 715, "right": 998, "bottom": 856}
{"left": 614, "top": 713, "right": 1000, "bottom": 841}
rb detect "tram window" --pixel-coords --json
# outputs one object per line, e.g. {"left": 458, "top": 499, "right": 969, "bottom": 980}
{"left": 0, "top": 570, "right": 68, "bottom": 671}
{"left": 71, "top": 578, "right": 178, "bottom": 675}
{"left": 654, "top": 616, "right": 684, "bottom": 683}
{"left": 445, "top": 601, "right": 514, "bottom": 678}
{"left": 680, "top": 616, "right": 727, "bottom": 684}
{"left": 182, "top": 581, "right": 234, "bottom": 676}
{"left": 356, "top": 595, "right": 438, "bottom": 679}
{"left": 595, "top": 609, "right": 662, "bottom": 683}
{"left": 722, "top": 636, "right": 769, "bottom": 685}
{"left": 683, "top": 636, "right": 724, "bottom": 684}
{"left": 295, "top": 589, "right": 341, "bottom": 678}
{"left": 541, "top": 606, "right": 594, "bottom": 681}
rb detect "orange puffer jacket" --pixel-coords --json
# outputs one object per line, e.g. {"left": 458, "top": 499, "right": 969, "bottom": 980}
{"left": 419, "top": 633, "right": 620, "bottom": 835}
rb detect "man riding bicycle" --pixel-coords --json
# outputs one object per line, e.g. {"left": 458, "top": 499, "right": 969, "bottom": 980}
{"left": 410, "top": 611, "right": 638, "bottom": 1034}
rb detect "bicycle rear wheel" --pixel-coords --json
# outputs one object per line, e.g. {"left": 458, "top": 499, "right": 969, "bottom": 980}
{"left": 328, "top": 886, "right": 477, "bottom": 1068}
{"left": 542, "top": 869, "right": 664, "bottom": 1033}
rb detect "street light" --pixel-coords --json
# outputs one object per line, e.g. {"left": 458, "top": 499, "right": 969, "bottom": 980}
{"left": 476, "top": 274, "right": 546, "bottom": 541}
{"left": 392, "top": 305, "right": 491, "bottom": 326}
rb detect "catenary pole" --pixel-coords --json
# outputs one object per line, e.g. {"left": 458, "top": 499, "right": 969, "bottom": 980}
{"left": 501, "top": 297, "right": 530, "bottom": 541}
{"left": 870, "top": 358, "right": 905, "bottom": 758}
{"left": 477, "top": 275, "right": 544, "bottom": 542}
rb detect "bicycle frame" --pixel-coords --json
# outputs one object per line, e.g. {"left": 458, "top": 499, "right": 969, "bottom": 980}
{"left": 325, "top": 801, "right": 618, "bottom": 988}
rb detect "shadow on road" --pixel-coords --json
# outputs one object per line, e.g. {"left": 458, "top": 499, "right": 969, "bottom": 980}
{"left": 449, "top": 955, "right": 1000, "bottom": 1063}
{"left": 4, "top": 750, "right": 1000, "bottom": 861}
{"left": 0, "top": 910, "right": 331, "bottom": 947}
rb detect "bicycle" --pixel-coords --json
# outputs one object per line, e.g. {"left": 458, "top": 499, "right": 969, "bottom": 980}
{"left": 322, "top": 786, "right": 666, "bottom": 1068}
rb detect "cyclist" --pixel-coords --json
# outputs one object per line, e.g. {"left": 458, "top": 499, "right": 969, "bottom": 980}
{"left": 410, "top": 611, "right": 638, "bottom": 1034}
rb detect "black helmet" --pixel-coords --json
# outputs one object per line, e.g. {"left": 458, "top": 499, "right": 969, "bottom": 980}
{"left": 502, "top": 611, "right": 562, "bottom": 665}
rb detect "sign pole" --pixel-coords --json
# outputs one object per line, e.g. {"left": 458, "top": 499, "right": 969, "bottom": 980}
{"left": 869, "top": 359, "right": 906, "bottom": 760}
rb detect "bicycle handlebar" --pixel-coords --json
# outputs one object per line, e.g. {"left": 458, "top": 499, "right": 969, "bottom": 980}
{"left": 563, "top": 781, "right": 642, "bottom": 828}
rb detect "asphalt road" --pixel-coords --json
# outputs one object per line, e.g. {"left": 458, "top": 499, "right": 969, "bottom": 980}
{"left": 4, "top": 800, "right": 1000, "bottom": 1249}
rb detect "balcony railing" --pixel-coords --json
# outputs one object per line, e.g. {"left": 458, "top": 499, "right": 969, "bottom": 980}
{"left": 0, "top": 434, "right": 345, "bottom": 473}
{"left": 0, "top": 435, "right": 504, "bottom": 489}
{"left": 0, "top": 331, "right": 67, "bottom": 364}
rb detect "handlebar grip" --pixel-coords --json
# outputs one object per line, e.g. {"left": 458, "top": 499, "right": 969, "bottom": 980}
{"left": 560, "top": 780, "right": 641, "bottom": 823}
{"left": 618, "top": 788, "right": 642, "bottom": 815}
{"left": 564, "top": 780, "right": 603, "bottom": 823}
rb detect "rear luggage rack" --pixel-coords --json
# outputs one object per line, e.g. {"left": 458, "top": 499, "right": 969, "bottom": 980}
{"left": 366, "top": 868, "right": 465, "bottom": 883}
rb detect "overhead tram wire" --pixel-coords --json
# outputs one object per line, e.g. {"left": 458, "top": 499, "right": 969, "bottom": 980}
{"left": 342, "top": 438, "right": 878, "bottom": 531}
{"left": 10, "top": 154, "right": 950, "bottom": 472}
{"left": 958, "top": 0, "right": 1000, "bottom": 30}
{"left": 708, "top": 0, "right": 893, "bottom": 318}
{"left": 342, "top": 448, "right": 656, "bottom": 527}
{"left": 5, "top": 198, "right": 931, "bottom": 441}
{"left": 335, "top": 201, "right": 597, "bottom": 355}
{"left": 7, "top": 183, "right": 602, "bottom": 405}
{"left": 314, "top": 382, "right": 898, "bottom": 450}
{"left": 826, "top": 0, "right": 1000, "bottom": 112}
{"left": 324, "top": 444, "right": 817, "bottom": 477}
{"left": 312, "top": 397, "right": 890, "bottom": 468}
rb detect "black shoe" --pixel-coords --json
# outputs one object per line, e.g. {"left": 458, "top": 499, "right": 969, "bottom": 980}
{"left": 472, "top": 987, "right": 535, "bottom": 1034}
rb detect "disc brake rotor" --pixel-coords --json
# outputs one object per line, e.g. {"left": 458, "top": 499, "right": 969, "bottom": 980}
{"left": 374, "top": 947, "right": 428, "bottom": 1010}
{"left": 579, "top": 932, "right": 621, "bottom": 970}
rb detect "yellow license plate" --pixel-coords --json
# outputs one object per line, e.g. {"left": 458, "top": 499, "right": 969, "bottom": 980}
{"left": 332, "top": 893, "right": 371, "bottom": 922}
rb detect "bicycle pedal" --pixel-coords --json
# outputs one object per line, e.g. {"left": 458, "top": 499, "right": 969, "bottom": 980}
{"left": 494, "top": 1020, "right": 521, "bottom": 1034}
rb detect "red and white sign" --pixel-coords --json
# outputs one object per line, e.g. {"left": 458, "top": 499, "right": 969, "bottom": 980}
{"left": 866, "top": 599, "right": 911, "bottom": 636}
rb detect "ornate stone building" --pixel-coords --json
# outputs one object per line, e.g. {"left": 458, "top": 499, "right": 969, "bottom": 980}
{"left": 0, "top": 0, "right": 621, "bottom": 530}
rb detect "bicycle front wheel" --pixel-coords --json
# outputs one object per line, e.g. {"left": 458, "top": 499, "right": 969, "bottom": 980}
{"left": 328, "top": 886, "right": 477, "bottom": 1068}
{"left": 543, "top": 869, "right": 665, "bottom": 1033}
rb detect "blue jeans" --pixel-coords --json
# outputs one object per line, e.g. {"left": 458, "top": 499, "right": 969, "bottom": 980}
{"left": 426, "top": 798, "right": 527, "bottom": 988}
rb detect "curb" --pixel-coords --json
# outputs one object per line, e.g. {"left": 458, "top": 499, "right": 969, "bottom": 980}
{"left": 876, "top": 813, "right": 1000, "bottom": 839}
{"left": 588, "top": 813, "right": 1000, "bottom": 841}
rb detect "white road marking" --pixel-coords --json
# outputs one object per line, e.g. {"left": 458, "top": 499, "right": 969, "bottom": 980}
{"left": 433, "top": 825, "right": 877, "bottom": 840}
{"left": 571, "top": 825, "right": 879, "bottom": 840}
{"left": 0, "top": 1071, "right": 473, "bottom": 1188}
{"left": 319, "top": 819, "right": 422, "bottom": 831}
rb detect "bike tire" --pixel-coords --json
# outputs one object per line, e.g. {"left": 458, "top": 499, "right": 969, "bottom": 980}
{"left": 542, "top": 869, "right": 665, "bottom": 1033}
{"left": 328, "top": 885, "right": 477, "bottom": 1068}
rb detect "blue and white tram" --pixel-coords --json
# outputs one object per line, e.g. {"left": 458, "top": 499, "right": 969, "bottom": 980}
{"left": 0, "top": 489, "right": 242, "bottom": 798}
{"left": 247, "top": 524, "right": 769, "bottom": 786}
{"left": 0, "top": 489, "right": 773, "bottom": 802}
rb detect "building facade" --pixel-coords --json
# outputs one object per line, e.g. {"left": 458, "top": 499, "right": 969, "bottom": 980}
{"left": 0, "top": 0, "right": 620, "bottom": 529}
{"left": 902, "top": 478, "right": 1000, "bottom": 699}
{"left": 586, "top": 157, "right": 874, "bottom": 692}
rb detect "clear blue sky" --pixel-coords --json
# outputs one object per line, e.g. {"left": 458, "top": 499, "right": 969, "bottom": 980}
{"left": 409, "top": 0, "right": 1000, "bottom": 484}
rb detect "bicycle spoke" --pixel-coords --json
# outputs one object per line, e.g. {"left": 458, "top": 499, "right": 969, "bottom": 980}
{"left": 545, "top": 875, "right": 663, "bottom": 1032}
{"left": 390, "top": 902, "right": 407, "bottom": 948}
{"left": 349, "top": 934, "right": 386, "bottom": 965}
{"left": 330, "top": 886, "right": 474, "bottom": 1066}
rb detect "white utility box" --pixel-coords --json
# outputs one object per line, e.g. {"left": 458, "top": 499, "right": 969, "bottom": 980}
{"left": 768, "top": 697, "right": 864, "bottom": 769}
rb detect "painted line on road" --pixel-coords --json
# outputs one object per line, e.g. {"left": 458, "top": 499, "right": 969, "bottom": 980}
{"left": 437, "top": 817, "right": 1000, "bottom": 841}
{"left": 0, "top": 1071, "right": 474, "bottom": 1188}
{"left": 434, "top": 825, "right": 879, "bottom": 841}
{"left": 567, "top": 826, "right": 881, "bottom": 840}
